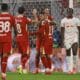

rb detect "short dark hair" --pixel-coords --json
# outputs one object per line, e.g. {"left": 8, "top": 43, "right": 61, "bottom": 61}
{"left": 67, "top": 8, "right": 73, "bottom": 14}
{"left": 18, "top": 6, "right": 25, "bottom": 14}
{"left": 1, "top": 3, "right": 8, "bottom": 11}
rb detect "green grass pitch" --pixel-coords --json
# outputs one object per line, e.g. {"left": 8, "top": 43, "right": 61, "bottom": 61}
{"left": 0, "top": 72, "right": 80, "bottom": 80}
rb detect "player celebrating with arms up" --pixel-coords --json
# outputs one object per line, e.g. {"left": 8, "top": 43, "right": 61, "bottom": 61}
{"left": 61, "top": 8, "right": 80, "bottom": 74}
{"left": 15, "top": 6, "right": 37, "bottom": 74}
{"left": 0, "top": 4, "right": 15, "bottom": 80}
{"left": 34, "top": 11, "right": 54, "bottom": 74}
{"left": 43, "top": 8, "right": 55, "bottom": 72}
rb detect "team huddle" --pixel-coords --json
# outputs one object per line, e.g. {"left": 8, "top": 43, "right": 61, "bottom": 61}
{"left": 0, "top": 3, "right": 80, "bottom": 80}
{"left": 0, "top": 3, "right": 54, "bottom": 80}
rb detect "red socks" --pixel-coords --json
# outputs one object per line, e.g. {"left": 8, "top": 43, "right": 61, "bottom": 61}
{"left": 21, "top": 54, "right": 29, "bottom": 69}
{"left": 47, "top": 57, "right": 52, "bottom": 69}
{"left": 1, "top": 56, "right": 8, "bottom": 73}
{"left": 41, "top": 55, "right": 48, "bottom": 68}
{"left": 41, "top": 54, "right": 52, "bottom": 69}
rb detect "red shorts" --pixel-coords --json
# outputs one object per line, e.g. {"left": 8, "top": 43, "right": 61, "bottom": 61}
{"left": 44, "top": 37, "right": 53, "bottom": 55}
{"left": 0, "top": 42, "right": 12, "bottom": 54}
{"left": 17, "top": 40, "right": 29, "bottom": 53}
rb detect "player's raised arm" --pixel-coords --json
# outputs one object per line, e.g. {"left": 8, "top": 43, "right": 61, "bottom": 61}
{"left": 49, "top": 20, "right": 56, "bottom": 26}
{"left": 31, "top": 9, "right": 38, "bottom": 23}
{"left": 25, "top": 8, "right": 38, "bottom": 25}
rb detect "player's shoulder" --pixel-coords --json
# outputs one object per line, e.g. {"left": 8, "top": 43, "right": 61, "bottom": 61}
{"left": 61, "top": 17, "right": 67, "bottom": 23}
{"left": 8, "top": 14, "right": 15, "bottom": 21}
{"left": 15, "top": 15, "right": 25, "bottom": 20}
{"left": 0, "top": 12, "right": 14, "bottom": 20}
{"left": 0, "top": 12, "right": 11, "bottom": 16}
{"left": 48, "top": 15, "right": 53, "bottom": 20}
{"left": 19, "top": 16, "right": 30, "bottom": 21}
{"left": 9, "top": 14, "right": 15, "bottom": 19}
{"left": 73, "top": 17, "right": 80, "bottom": 21}
{"left": 22, "top": 16, "right": 30, "bottom": 22}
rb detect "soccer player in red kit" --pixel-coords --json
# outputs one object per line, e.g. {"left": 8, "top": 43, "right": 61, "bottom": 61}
{"left": 35, "top": 12, "right": 46, "bottom": 73}
{"left": 15, "top": 7, "right": 37, "bottom": 74}
{"left": 34, "top": 12, "right": 53, "bottom": 74}
{"left": 0, "top": 4, "right": 15, "bottom": 80}
{"left": 44, "top": 8, "right": 55, "bottom": 72}
{"left": 44, "top": 8, "right": 54, "bottom": 56}
{"left": 44, "top": 21, "right": 53, "bottom": 70}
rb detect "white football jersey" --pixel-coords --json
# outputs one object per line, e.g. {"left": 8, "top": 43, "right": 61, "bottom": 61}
{"left": 61, "top": 17, "right": 80, "bottom": 49}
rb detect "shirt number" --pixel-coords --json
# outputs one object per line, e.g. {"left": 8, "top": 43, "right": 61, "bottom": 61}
{"left": 16, "top": 23, "right": 21, "bottom": 33}
{"left": 0, "top": 21, "right": 10, "bottom": 32}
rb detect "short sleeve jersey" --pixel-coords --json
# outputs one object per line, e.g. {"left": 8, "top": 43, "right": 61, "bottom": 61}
{"left": 15, "top": 16, "right": 32, "bottom": 41}
{"left": 0, "top": 13, "right": 15, "bottom": 42}
{"left": 61, "top": 17, "right": 80, "bottom": 39}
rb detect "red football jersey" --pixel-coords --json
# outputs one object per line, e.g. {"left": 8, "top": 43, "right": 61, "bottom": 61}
{"left": 36, "top": 20, "right": 46, "bottom": 51}
{"left": 0, "top": 12, "right": 15, "bottom": 42}
{"left": 15, "top": 15, "right": 32, "bottom": 41}
{"left": 44, "top": 20, "right": 53, "bottom": 54}
{"left": 44, "top": 20, "right": 53, "bottom": 37}
{"left": 45, "top": 15, "right": 54, "bottom": 37}
{"left": 37, "top": 20, "right": 46, "bottom": 39}
{"left": 48, "top": 15, "right": 53, "bottom": 21}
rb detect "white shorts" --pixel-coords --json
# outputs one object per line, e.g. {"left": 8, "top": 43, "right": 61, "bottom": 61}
{"left": 64, "top": 34, "right": 78, "bottom": 49}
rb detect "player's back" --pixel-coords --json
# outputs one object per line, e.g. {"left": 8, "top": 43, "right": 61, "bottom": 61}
{"left": 0, "top": 12, "right": 15, "bottom": 42}
{"left": 15, "top": 15, "right": 30, "bottom": 41}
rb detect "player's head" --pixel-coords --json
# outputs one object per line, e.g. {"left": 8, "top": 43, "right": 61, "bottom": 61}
{"left": 18, "top": 6, "right": 25, "bottom": 14}
{"left": 44, "top": 8, "right": 50, "bottom": 14}
{"left": 67, "top": 8, "right": 73, "bottom": 18}
{"left": 1, "top": 3, "right": 8, "bottom": 12}
{"left": 39, "top": 11, "right": 45, "bottom": 20}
